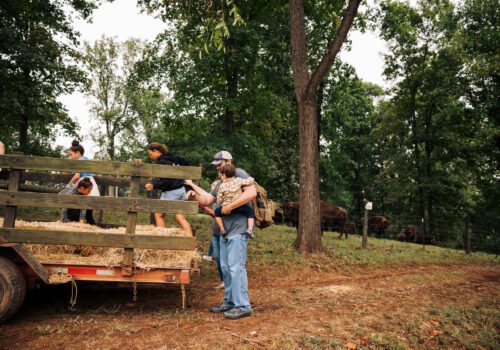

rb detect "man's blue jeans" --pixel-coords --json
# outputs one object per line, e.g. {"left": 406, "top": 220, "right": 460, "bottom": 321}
{"left": 220, "top": 232, "right": 251, "bottom": 312}
{"left": 211, "top": 234, "right": 223, "bottom": 282}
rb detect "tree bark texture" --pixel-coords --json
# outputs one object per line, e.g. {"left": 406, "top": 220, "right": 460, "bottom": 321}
{"left": 289, "top": 0, "right": 362, "bottom": 253}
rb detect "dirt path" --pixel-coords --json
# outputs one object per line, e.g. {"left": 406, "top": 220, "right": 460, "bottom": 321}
{"left": 0, "top": 262, "right": 498, "bottom": 349}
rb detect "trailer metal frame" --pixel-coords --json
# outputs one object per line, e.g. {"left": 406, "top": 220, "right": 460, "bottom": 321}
{"left": 0, "top": 154, "right": 202, "bottom": 320}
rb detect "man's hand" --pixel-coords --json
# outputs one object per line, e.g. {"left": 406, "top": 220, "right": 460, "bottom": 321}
{"left": 145, "top": 183, "right": 154, "bottom": 191}
{"left": 184, "top": 179, "right": 194, "bottom": 186}
{"left": 221, "top": 206, "right": 232, "bottom": 215}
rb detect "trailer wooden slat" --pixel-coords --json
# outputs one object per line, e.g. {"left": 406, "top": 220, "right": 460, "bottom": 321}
{"left": 0, "top": 172, "right": 151, "bottom": 188}
{"left": 0, "top": 228, "right": 196, "bottom": 250}
{"left": 0, "top": 155, "right": 202, "bottom": 179}
{"left": 0, "top": 191, "right": 198, "bottom": 214}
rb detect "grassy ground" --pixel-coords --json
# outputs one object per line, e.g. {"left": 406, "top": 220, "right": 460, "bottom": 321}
{"left": 1, "top": 208, "right": 498, "bottom": 349}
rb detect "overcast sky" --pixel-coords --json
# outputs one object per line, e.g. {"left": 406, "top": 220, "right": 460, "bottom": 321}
{"left": 57, "top": 0, "right": 387, "bottom": 157}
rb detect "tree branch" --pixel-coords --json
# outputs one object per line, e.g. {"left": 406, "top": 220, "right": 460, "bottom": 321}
{"left": 306, "top": 0, "right": 362, "bottom": 97}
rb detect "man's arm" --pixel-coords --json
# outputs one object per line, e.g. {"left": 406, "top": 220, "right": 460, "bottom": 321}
{"left": 222, "top": 184, "right": 257, "bottom": 214}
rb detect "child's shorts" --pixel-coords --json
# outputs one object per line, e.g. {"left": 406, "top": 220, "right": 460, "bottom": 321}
{"left": 160, "top": 187, "right": 186, "bottom": 200}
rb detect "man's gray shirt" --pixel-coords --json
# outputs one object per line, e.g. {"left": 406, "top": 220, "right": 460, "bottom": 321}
{"left": 210, "top": 168, "right": 250, "bottom": 236}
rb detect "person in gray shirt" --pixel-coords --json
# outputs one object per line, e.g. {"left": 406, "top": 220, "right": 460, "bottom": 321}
{"left": 186, "top": 151, "right": 256, "bottom": 320}
{"left": 58, "top": 177, "right": 93, "bottom": 223}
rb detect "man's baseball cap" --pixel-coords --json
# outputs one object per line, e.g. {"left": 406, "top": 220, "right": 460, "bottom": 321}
{"left": 211, "top": 151, "right": 233, "bottom": 165}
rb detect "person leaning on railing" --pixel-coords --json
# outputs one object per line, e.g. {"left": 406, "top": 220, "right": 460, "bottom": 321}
{"left": 65, "top": 140, "right": 100, "bottom": 224}
{"left": 58, "top": 177, "right": 93, "bottom": 223}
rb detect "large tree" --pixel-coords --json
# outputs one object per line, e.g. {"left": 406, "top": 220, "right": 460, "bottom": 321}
{"left": 0, "top": 0, "right": 96, "bottom": 155}
{"left": 83, "top": 37, "right": 145, "bottom": 161}
{"left": 289, "top": 0, "right": 362, "bottom": 252}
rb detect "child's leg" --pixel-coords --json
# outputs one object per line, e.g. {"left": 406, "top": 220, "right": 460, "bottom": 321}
{"left": 213, "top": 206, "right": 226, "bottom": 233}
{"left": 214, "top": 217, "right": 225, "bottom": 233}
{"left": 230, "top": 205, "right": 255, "bottom": 238}
{"left": 174, "top": 213, "right": 193, "bottom": 237}
{"left": 154, "top": 212, "right": 166, "bottom": 227}
{"left": 246, "top": 217, "right": 255, "bottom": 239}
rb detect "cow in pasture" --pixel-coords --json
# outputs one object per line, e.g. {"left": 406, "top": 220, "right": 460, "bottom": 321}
{"left": 361, "top": 215, "right": 390, "bottom": 237}
{"left": 397, "top": 225, "right": 434, "bottom": 244}
{"left": 283, "top": 201, "right": 300, "bottom": 228}
{"left": 282, "top": 200, "right": 348, "bottom": 234}
{"left": 273, "top": 209, "right": 284, "bottom": 225}
{"left": 338, "top": 220, "right": 355, "bottom": 239}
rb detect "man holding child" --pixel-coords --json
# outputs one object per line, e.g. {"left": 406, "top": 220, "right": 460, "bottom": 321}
{"left": 186, "top": 151, "right": 256, "bottom": 320}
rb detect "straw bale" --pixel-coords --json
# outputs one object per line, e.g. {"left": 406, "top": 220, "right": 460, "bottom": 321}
{"left": 0, "top": 219, "right": 200, "bottom": 269}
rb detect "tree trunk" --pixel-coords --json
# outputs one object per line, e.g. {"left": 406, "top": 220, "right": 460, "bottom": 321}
{"left": 289, "top": 0, "right": 361, "bottom": 253}
{"left": 19, "top": 114, "right": 29, "bottom": 154}
{"left": 409, "top": 87, "right": 426, "bottom": 235}
{"left": 223, "top": 44, "right": 238, "bottom": 138}
{"left": 317, "top": 80, "right": 325, "bottom": 150}
{"left": 296, "top": 97, "right": 322, "bottom": 252}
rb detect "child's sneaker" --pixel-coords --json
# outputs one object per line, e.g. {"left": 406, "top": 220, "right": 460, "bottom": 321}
{"left": 246, "top": 230, "right": 254, "bottom": 239}
{"left": 202, "top": 255, "right": 213, "bottom": 261}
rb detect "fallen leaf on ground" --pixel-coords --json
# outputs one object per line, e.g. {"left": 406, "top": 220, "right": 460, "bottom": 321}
{"left": 345, "top": 342, "right": 357, "bottom": 350}
{"left": 360, "top": 336, "right": 370, "bottom": 345}
{"left": 431, "top": 329, "right": 444, "bottom": 336}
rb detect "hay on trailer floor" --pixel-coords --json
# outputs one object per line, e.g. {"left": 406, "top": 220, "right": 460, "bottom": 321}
{"left": 0, "top": 219, "right": 200, "bottom": 269}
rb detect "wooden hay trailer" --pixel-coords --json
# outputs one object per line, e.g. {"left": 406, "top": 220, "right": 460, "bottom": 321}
{"left": 0, "top": 154, "right": 202, "bottom": 323}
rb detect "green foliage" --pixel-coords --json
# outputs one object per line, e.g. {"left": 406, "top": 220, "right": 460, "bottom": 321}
{"left": 375, "top": 0, "right": 499, "bottom": 249}
{"left": 83, "top": 36, "right": 156, "bottom": 161}
{"left": 0, "top": 0, "right": 97, "bottom": 155}
{"left": 319, "top": 62, "right": 383, "bottom": 215}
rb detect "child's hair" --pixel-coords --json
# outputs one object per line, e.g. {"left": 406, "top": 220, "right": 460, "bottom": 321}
{"left": 77, "top": 177, "right": 93, "bottom": 189}
{"left": 219, "top": 164, "right": 236, "bottom": 178}
{"left": 147, "top": 142, "right": 168, "bottom": 154}
{"left": 70, "top": 140, "right": 85, "bottom": 155}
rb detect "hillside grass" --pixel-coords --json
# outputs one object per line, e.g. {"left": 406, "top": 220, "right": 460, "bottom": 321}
{"left": 5, "top": 207, "right": 498, "bottom": 273}
{"left": 1, "top": 207, "right": 498, "bottom": 349}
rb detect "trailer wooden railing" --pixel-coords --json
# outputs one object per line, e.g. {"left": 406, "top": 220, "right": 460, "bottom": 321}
{"left": 0, "top": 154, "right": 202, "bottom": 276}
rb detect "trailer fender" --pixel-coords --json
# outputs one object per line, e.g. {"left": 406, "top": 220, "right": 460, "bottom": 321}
{"left": 0, "top": 245, "right": 49, "bottom": 283}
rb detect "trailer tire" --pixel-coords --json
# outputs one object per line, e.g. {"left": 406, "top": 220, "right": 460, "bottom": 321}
{"left": 0, "top": 257, "right": 27, "bottom": 323}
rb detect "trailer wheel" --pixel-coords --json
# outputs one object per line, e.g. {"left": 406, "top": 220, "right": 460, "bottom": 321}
{"left": 0, "top": 257, "right": 27, "bottom": 323}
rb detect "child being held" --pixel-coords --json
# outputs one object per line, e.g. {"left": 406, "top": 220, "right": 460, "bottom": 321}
{"left": 214, "top": 164, "right": 255, "bottom": 239}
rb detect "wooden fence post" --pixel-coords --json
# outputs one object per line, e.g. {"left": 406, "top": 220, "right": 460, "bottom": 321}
{"left": 123, "top": 176, "right": 140, "bottom": 275}
{"left": 3, "top": 169, "right": 21, "bottom": 228}
{"left": 362, "top": 207, "right": 368, "bottom": 248}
